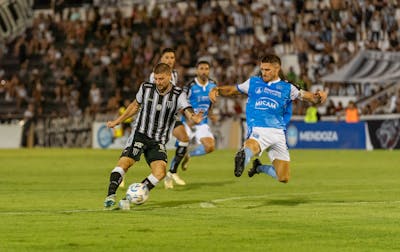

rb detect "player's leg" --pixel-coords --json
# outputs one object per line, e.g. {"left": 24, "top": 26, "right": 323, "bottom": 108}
{"left": 182, "top": 124, "right": 215, "bottom": 170}
{"left": 248, "top": 129, "right": 290, "bottom": 183}
{"left": 166, "top": 122, "right": 190, "bottom": 188}
{"left": 104, "top": 134, "right": 142, "bottom": 208}
{"left": 272, "top": 159, "right": 290, "bottom": 183}
{"left": 170, "top": 122, "right": 190, "bottom": 171}
{"left": 183, "top": 136, "right": 215, "bottom": 169}
{"left": 104, "top": 157, "right": 136, "bottom": 208}
{"left": 142, "top": 160, "right": 167, "bottom": 190}
{"left": 142, "top": 142, "right": 168, "bottom": 191}
{"left": 234, "top": 138, "right": 261, "bottom": 177}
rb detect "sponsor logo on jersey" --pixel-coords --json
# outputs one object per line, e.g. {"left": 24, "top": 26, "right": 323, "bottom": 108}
{"left": 255, "top": 97, "right": 278, "bottom": 110}
{"left": 256, "top": 87, "right": 263, "bottom": 94}
{"left": 197, "top": 96, "right": 210, "bottom": 102}
{"left": 166, "top": 101, "right": 173, "bottom": 108}
{"left": 263, "top": 87, "right": 282, "bottom": 97}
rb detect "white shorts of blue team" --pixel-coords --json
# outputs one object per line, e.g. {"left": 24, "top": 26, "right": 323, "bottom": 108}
{"left": 248, "top": 127, "right": 290, "bottom": 162}
{"left": 183, "top": 123, "right": 214, "bottom": 144}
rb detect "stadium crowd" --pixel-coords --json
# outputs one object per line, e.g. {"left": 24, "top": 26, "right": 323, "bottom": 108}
{"left": 1, "top": 0, "right": 400, "bottom": 124}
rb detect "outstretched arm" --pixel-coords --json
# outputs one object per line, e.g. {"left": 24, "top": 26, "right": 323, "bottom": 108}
{"left": 209, "top": 86, "right": 242, "bottom": 103}
{"left": 107, "top": 100, "right": 140, "bottom": 128}
{"left": 183, "top": 107, "right": 205, "bottom": 124}
{"left": 300, "top": 90, "right": 328, "bottom": 105}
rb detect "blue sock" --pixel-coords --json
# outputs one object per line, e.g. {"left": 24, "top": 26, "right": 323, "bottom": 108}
{"left": 189, "top": 145, "right": 206, "bottom": 157}
{"left": 258, "top": 165, "right": 277, "bottom": 179}
{"left": 244, "top": 148, "right": 253, "bottom": 166}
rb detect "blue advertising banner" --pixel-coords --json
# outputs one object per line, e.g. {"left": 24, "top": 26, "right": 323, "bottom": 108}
{"left": 286, "top": 122, "right": 366, "bottom": 149}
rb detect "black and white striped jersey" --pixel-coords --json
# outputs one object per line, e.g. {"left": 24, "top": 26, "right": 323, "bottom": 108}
{"left": 132, "top": 82, "right": 191, "bottom": 144}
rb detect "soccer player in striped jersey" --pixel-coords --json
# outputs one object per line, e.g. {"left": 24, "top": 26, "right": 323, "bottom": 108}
{"left": 209, "top": 54, "right": 327, "bottom": 183}
{"left": 103, "top": 63, "right": 204, "bottom": 209}
{"left": 149, "top": 48, "right": 191, "bottom": 188}
{"left": 166, "top": 61, "right": 217, "bottom": 186}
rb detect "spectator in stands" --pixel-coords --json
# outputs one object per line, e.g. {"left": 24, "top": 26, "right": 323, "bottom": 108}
{"left": 304, "top": 104, "right": 320, "bottom": 123}
{"left": 89, "top": 82, "right": 102, "bottom": 115}
{"left": 344, "top": 101, "right": 360, "bottom": 123}
{"left": 21, "top": 103, "right": 35, "bottom": 147}
{"left": 1, "top": 0, "right": 400, "bottom": 122}
{"left": 325, "top": 99, "right": 336, "bottom": 116}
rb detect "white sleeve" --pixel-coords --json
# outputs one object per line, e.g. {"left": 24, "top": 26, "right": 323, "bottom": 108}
{"left": 177, "top": 92, "right": 191, "bottom": 111}
{"left": 290, "top": 84, "right": 300, "bottom": 100}
{"left": 236, "top": 78, "right": 251, "bottom": 94}
{"left": 149, "top": 72, "right": 155, "bottom": 83}
{"left": 135, "top": 84, "right": 144, "bottom": 104}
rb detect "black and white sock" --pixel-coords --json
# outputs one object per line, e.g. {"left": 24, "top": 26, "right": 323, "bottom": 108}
{"left": 141, "top": 174, "right": 159, "bottom": 191}
{"left": 107, "top": 166, "right": 125, "bottom": 196}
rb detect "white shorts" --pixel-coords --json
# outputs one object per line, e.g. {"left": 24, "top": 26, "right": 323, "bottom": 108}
{"left": 184, "top": 123, "right": 214, "bottom": 144}
{"left": 248, "top": 127, "right": 290, "bottom": 162}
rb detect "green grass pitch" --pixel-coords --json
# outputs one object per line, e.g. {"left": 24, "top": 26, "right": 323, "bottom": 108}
{"left": 0, "top": 149, "right": 400, "bottom": 251}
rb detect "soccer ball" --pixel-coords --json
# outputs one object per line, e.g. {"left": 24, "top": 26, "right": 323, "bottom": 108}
{"left": 126, "top": 183, "right": 149, "bottom": 205}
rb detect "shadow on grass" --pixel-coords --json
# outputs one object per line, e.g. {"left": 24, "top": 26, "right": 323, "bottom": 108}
{"left": 246, "top": 198, "right": 310, "bottom": 209}
{"left": 173, "top": 180, "right": 236, "bottom": 191}
{"left": 135, "top": 199, "right": 203, "bottom": 210}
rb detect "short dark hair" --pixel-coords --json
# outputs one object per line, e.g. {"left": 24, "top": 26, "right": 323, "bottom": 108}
{"left": 196, "top": 60, "right": 210, "bottom": 67}
{"left": 153, "top": 63, "right": 171, "bottom": 74}
{"left": 161, "top": 48, "right": 175, "bottom": 56}
{"left": 260, "top": 54, "right": 281, "bottom": 66}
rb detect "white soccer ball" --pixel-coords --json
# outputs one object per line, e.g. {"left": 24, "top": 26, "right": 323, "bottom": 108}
{"left": 126, "top": 183, "right": 149, "bottom": 205}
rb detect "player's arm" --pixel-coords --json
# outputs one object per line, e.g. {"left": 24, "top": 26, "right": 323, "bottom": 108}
{"left": 183, "top": 107, "right": 204, "bottom": 124}
{"left": 209, "top": 86, "right": 241, "bottom": 103}
{"left": 107, "top": 100, "right": 140, "bottom": 128}
{"left": 299, "top": 89, "right": 328, "bottom": 105}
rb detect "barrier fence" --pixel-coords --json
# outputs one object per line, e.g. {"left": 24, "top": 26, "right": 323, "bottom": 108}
{"left": 1, "top": 115, "right": 400, "bottom": 150}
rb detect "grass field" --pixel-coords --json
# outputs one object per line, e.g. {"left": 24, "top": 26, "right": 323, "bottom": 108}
{"left": 0, "top": 149, "right": 400, "bottom": 252}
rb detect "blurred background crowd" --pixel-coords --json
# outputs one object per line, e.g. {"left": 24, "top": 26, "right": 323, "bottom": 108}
{"left": 1, "top": 0, "right": 400, "bottom": 125}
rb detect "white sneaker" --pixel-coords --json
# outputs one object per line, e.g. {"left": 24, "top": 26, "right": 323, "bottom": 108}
{"left": 164, "top": 172, "right": 174, "bottom": 189}
{"left": 171, "top": 172, "right": 186, "bottom": 185}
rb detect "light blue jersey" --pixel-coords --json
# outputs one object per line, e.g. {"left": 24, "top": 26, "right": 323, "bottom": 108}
{"left": 237, "top": 76, "right": 299, "bottom": 130}
{"left": 182, "top": 78, "right": 217, "bottom": 125}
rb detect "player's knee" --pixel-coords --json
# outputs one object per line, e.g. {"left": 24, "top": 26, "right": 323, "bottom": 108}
{"left": 278, "top": 175, "right": 289, "bottom": 183}
{"left": 173, "top": 127, "right": 189, "bottom": 142}
{"left": 204, "top": 144, "right": 215, "bottom": 153}
{"left": 117, "top": 157, "right": 134, "bottom": 171}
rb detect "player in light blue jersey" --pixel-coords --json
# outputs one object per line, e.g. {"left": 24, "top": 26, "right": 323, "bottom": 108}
{"left": 165, "top": 61, "right": 217, "bottom": 188}
{"left": 209, "top": 54, "right": 327, "bottom": 183}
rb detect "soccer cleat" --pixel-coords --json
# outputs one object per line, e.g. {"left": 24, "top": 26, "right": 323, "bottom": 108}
{"left": 248, "top": 158, "right": 261, "bottom": 177}
{"left": 234, "top": 149, "right": 246, "bottom": 177}
{"left": 164, "top": 172, "right": 174, "bottom": 189}
{"left": 171, "top": 172, "right": 186, "bottom": 185}
{"left": 104, "top": 194, "right": 116, "bottom": 209}
{"left": 181, "top": 154, "right": 190, "bottom": 171}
